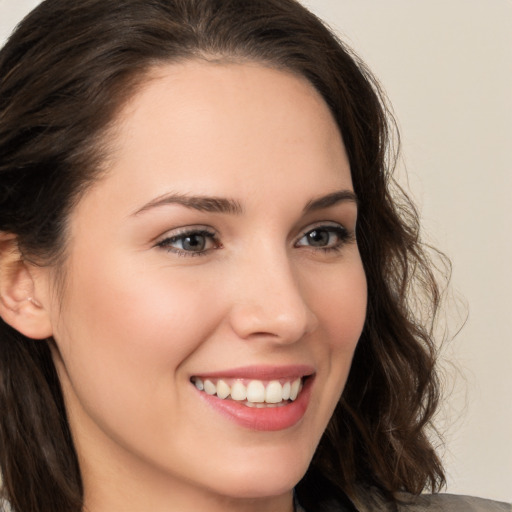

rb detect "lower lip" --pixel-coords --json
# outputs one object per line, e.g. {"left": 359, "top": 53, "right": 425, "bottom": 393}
{"left": 196, "top": 377, "right": 314, "bottom": 431}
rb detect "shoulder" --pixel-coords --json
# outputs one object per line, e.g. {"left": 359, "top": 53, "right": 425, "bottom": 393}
{"left": 396, "top": 494, "right": 512, "bottom": 512}
{"left": 295, "top": 472, "right": 510, "bottom": 512}
{"left": 348, "top": 487, "right": 511, "bottom": 512}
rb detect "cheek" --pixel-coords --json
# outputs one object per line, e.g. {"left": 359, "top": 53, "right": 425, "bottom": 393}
{"left": 308, "top": 258, "right": 367, "bottom": 355}
{"left": 306, "top": 256, "right": 367, "bottom": 414}
{"left": 296, "top": 257, "right": 366, "bottom": 450}
{"left": 51, "top": 253, "right": 225, "bottom": 417}
{"left": 61, "top": 253, "right": 221, "bottom": 352}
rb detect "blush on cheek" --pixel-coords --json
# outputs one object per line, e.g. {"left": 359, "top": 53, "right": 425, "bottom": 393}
{"left": 320, "top": 276, "right": 367, "bottom": 350}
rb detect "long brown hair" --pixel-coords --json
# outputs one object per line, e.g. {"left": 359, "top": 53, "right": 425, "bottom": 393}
{"left": 0, "top": 1, "right": 446, "bottom": 510}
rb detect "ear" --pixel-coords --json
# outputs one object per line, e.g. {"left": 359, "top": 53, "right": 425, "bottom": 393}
{"left": 0, "top": 233, "right": 53, "bottom": 340}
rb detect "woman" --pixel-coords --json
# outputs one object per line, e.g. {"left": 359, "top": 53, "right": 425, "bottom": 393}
{"left": 0, "top": 1, "right": 508, "bottom": 511}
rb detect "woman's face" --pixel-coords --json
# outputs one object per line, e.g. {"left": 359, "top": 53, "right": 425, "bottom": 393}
{"left": 44, "top": 61, "right": 367, "bottom": 508}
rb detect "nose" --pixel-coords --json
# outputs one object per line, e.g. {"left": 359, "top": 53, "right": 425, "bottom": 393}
{"left": 227, "top": 247, "right": 318, "bottom": 343}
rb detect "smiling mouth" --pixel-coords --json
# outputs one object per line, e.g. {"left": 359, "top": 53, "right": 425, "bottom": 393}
{"left": 191, "top": 377, "right": 306, "bottom": 407}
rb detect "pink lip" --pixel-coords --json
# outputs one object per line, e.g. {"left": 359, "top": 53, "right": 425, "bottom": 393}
{"left": 192, "top": 366, "right": 315, "bottom": 432}
{"left": 192, "top": 364, "right": 314, "bottom": 380}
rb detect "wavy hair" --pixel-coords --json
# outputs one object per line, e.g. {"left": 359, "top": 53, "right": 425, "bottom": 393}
{"left": 0, "top": 1, "right": 446, "bottom": 510}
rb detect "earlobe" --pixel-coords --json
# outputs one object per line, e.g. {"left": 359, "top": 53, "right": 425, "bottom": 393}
{"left": 0, "top": 233, "right": 53, "bottom": 340}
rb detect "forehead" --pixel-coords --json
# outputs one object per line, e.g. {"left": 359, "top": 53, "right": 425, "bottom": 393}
{"left": 79, "top": 60, "right": 352, "bottom": 221}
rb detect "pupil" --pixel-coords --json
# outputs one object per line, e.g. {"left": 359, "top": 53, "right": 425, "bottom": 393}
{"left": 308, "top": 229, "right": 329, "bottom": 246}
{"left": 183, "top": 234, "right": 205, "bottom": 251}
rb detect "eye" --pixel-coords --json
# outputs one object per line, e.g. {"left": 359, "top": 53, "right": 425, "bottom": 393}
{"left": 295, "top": 224, "right": 352, "bottom": 252}
{"left": 156, "top": 228, "right": 220, "bottom": 256}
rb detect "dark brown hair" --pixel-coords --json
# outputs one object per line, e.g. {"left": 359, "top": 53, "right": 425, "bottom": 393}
{"left": 0, "top": 1, "right": 446, "bottom": 510}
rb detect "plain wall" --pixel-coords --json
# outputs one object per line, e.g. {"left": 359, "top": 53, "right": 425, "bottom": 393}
{"left": 1, "top": 0, "right": 511, "bottom": 503}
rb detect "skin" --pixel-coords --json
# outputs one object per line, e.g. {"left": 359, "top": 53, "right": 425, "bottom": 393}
{"left": 34, "top": 61, "right": 367, "bottom": 512}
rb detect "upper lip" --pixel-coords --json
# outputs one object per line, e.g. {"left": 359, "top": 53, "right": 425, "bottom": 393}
{"left": 192, "top": 364, "right": 315, "bottom": 380}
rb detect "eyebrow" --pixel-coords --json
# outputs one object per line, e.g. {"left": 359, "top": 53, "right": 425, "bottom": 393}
{"left": 132, "top": 193, "right": 244, "bottom": 216}
{"left": 132, "top": 189, "right": 357, "bottom": 217}
{"left": 303, "top": 190, "right": 358, "bottom": 213}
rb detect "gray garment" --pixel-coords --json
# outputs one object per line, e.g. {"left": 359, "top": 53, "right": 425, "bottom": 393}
{"left": 3, "top": 492, "right": 511, "bottom": 512}
{"left": 353, "top": 490, "right": 512, "bottom": 512}
{"left": 395, "top": 494, "right": 512, "bottom": 512}
{"left": 295, "top": 490, "right": 512, "bottom": 512}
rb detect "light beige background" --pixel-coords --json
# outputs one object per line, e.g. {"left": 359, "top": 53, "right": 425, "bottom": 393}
{"left": 1, "top": 0, "right": 511, "bottom": 503}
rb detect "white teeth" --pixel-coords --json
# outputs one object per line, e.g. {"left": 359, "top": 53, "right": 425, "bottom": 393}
{"left": 246, "top": 380, "right": 265, "bottom": 403}
{"left": 230, "top": 381, "right": 247, "bottom": 401}
{"left": 204, "top": 379, "right": 216, "bottom": 395}
{"left": 192, "top": 376, "right": 306, "bottom": 405}
{"left": 246, "top": 402, "right": 265, "bottom": 408}
{"left": 216, "top": 379, "right": 231, "bottom": 399}
{"left": 282, "top": 381, "right": 291, "bottom": 400}
{"left": 245, "top": 401, "right": 287, "bottom": 408}
{"left": 265, "top": 380, "right": 283, "bottom": 404}
{"left": 289, "top": 378, "right": 301, "bottom": 401}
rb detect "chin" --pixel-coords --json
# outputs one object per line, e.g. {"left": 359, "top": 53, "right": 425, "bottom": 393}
{"left": 203, "top": 448, "right": 311, "bottom": 499}
{"left": 213, "top": 473, "right": 303, "bottom": 500}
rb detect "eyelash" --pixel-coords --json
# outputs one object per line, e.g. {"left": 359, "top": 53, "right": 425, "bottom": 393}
{"left": 156, "top": 228, "right": 221, "bottom": 257}
{"left": 295, "top": 225, "right": 353, "bottom": 253}
{"left": 155, "top": 224, "right": 353, "bottom": 257}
